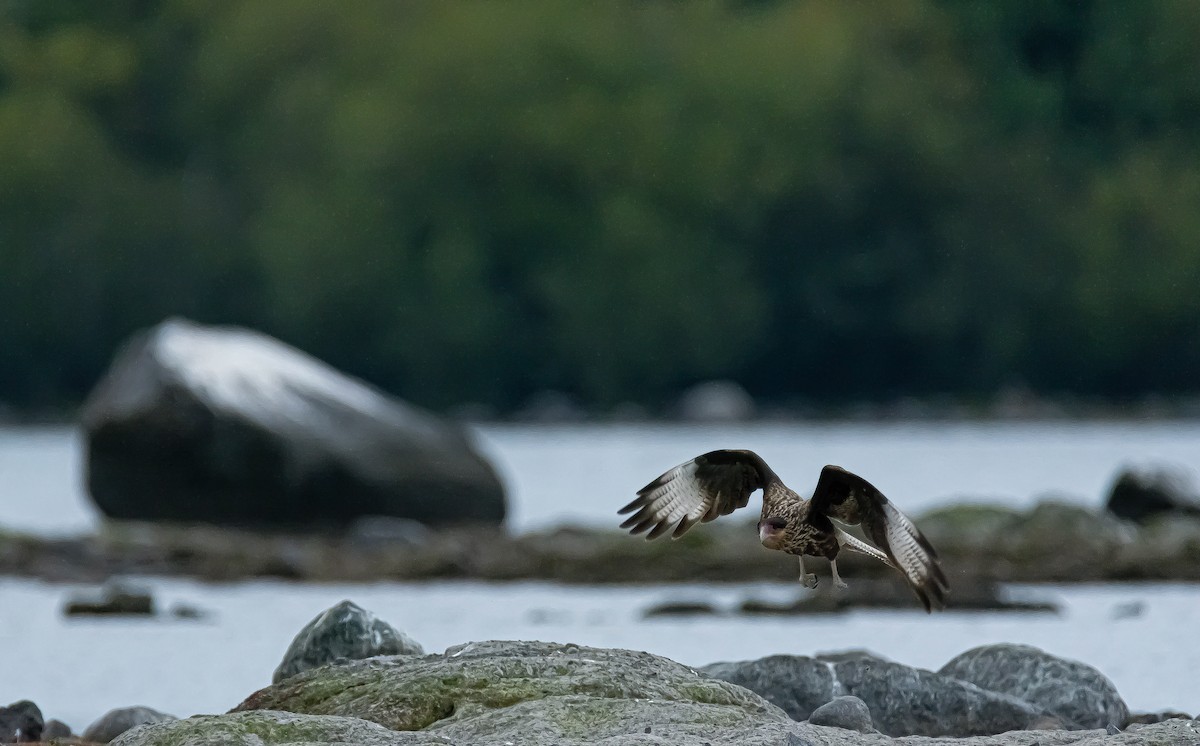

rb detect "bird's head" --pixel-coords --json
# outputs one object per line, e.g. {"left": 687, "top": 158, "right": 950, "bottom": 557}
{"left": 758, "top": 516, "right": 788, "bottom": 549}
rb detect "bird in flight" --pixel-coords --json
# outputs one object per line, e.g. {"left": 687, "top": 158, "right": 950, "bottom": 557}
{"left": 618, "top": 449, "right": 948, "bottom": 612}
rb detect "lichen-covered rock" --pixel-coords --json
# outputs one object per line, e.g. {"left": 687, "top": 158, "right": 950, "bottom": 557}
{"left": 433, "top": 694, "right": 798, "bottom": 745}
{"left": 702, "top": 652, "right": 1048, "bottom": 737}
{"left": 109, "top": 710, "right": 450, "bottom": 746}
{"left": 809, "top": 696, "right": 875, "bottom": 733}
{"left": 82, "top": 318, "right": 505, "bottom": 529}
{"left": 83, "top": 706, "right": 176, "bottom": 744}
{"left": 939, "top": 643, "right": 1129, "bottom": 731}
{"left": 237, "top": 640, "right": 786, "bottom": 733}
{"left": 111, "top": 709, "right": 1200, "bottom": 745}
{"left": 273, "top": 600, "right": 424, "bottom": 683}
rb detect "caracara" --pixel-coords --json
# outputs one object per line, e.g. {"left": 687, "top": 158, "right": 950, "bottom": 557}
{"left": 619, "top": 450, "right": 948, "bottom": 612}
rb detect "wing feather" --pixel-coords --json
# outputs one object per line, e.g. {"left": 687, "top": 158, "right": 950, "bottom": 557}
{"left": 811, "top": 465, "right": 948, "bottom": 612}
{"left": 619, "top": 450, "right": 770, "bottom": 540}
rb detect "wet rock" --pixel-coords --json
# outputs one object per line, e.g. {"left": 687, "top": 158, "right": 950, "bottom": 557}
{"left": 238, "top": 640, "right": 787, "bottom": 735}
{"left": 82, "top": 706, "right": 176, "bottom": 744}
{"left": 0, "top": 700, "right": 42, "bottom": 742}
{"left": 168, "top": 601, "right": 209, "bottom": 620}
{"left": 809, "top": 695, "right": 875, "bottom": 733}
{"left": 273, "top": 600, "right": 425, "bottom": 683}
{"left": 1106, "top": 465, "right": 1200, "bottom": 524}
{"left": 939, "top": 643, "right": 1129, "bottom": 731}
{"left": 82, "top": 318, "right": 505, "bottom": 530}
{"left": 701, "top": 652, "right": 1048, "bottom": 737}
{"left": 63, "top": 582, "right": 154, "bottom": 617}
{"left": 677, "top": 380, "right": 755, "bottom": 422}
{"left": 641, "top": 600, "right": 721, "bottom": 618}
{"left": 109, "top": 711, "right": 448, "bottom": 746}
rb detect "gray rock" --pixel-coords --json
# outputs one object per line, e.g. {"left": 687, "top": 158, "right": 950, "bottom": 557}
{"left": 82, "top": 318, "right": 505, "bottom": 529}
{"left": 41, "top": 719, "right": 72, "bottom": 740}
{"left": 1106, "top": 465, "right": 1200, "bottom": 524}
{"left": 109, "top": 708, "right": 1200, "bottom": 745}
{"left": 702, "top": 652, "right": 1048, "bottom": 737}
{"left": 700, "top": 654, "right": 837, "bottom": 721}
{"left": 809, "top": 696, "right": 875, "bottom": 733}
{"left": 237, "top": 639, "right": 790, "bottom": 737}
{"left": 109, "top": 710, "right": 450, "bottom": 746}
{"left": 83, "top": 706, "right": 176, "bottom": 744}
{"left": 273, "top": 599, "right": 425, "bottom": 683}
{"left": 434, "top": 695, "right": 800, "bottom": 745}
{"left": 939, "top": 643, "right": 1129, "bottom": 731}
{"left": 0, "top": 700, "right": 43, "bottom": 742}
{"left": 1124, "top": 710, "right": 1193, "bottom": 727}
{"left": 63, "top": 581, "right": 154, "bottom": 617}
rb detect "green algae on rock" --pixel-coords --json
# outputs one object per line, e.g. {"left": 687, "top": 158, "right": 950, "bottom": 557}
{"left": 235, "top": 640, "right": 781, "bottom": 731}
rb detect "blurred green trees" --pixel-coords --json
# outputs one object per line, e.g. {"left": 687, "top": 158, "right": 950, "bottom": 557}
{"left": 1, "top": 0, "right": 1197, "bottom": 412}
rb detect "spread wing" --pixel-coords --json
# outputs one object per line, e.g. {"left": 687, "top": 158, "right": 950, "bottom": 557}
{"left": 618, "top": 449, "right": 772, "bottom": 540}
{"left": 810, "top": 465, "right": 949, "bottom": 612}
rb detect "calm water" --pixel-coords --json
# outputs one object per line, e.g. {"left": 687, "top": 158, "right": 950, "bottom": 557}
{"left": 4, "top": 420, "right": 1200, "bottom": 535}
{"left": 0, "top": 579, "right": 1197, "bottom": 728}
{"left": 1, "top": 422, "right": 1199, "bottom": 728}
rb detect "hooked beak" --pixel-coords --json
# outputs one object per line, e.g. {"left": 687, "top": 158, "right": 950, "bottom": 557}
{"left": 758, "top": 519, "right": 785, "bottom": 549}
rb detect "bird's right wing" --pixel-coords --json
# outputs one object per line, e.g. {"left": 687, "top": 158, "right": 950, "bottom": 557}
{"left": 618, "top": 449, "right": 771, "bottom": 540}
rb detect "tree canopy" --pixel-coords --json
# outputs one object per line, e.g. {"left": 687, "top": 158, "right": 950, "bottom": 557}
{"left": 2, "top": 0, "right": 1198, "bottom": 413}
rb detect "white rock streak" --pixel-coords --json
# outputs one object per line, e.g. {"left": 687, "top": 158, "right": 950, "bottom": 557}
{"left": 155, "top": 319, "right": 389, "bottom": 428}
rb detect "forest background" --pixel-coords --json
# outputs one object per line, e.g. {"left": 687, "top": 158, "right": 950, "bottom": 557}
{"left": 2, "top": 1, "right": 1198, "bottom": 416}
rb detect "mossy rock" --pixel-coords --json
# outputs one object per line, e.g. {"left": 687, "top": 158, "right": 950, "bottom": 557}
{"left": 109, "top": 710, "right": 450, "bottom": 746}
{"left": 235, "top": 640, "right": 783, "bottom": 731}
{"left": 915, "top": 503, "right": 1023, "bottom": 550}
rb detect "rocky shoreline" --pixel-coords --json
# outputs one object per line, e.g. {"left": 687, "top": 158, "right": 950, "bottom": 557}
{"left": 6, "top": 599, "right": 1193, "bottom": 745}
{"left": 3, "top": 500, "right": 1199, "bottom": 590}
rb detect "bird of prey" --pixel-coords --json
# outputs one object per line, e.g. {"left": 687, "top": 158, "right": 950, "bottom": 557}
{"left": 618, "top": 449, "right": 948, "bottom": 612}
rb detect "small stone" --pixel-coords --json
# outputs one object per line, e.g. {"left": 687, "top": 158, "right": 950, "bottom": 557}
{"left": 63, "top": 582, "right": 154, "bottom": 617}
{"left": 83, "top": 707, "right": 175, "bottom": 744}
{"left": 273, "top": 600, "right": 424, "bottom": 683}
{"left": 641, "top": 601, "right": 720, "bottom": 618}
{"left": 808, "top": 695, "right": 875, "bottom": 733}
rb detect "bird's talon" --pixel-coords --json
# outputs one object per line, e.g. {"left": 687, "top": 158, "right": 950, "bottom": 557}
{"left": 833, "top": 579, "right": 848, "bottom": 591}
{"left": 800, "top": 573, "right": 819, "bottom": 589}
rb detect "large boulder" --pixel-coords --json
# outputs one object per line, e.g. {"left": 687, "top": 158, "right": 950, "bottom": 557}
{"left": 939, "top": 643, "right": 1129, "bottom": 730}
{"left": 701, "top": 652, "right": 1049, "bottom": 737}
{"left": 116, "top": 706, "right": 1200, "bottom": 746}
{"left": 273, "top": 600, "right": 424, "bottom": 683}
{"left": 236, "top": 640, "right": 811, "bottom": 744}
{"left": 82, "top": 318, "right": 505, "bottom": 529}
{"left": 82, "top": 706, "right": 176, "bottom": 744}
{"left": 1105, "top": 465, "right": 1200, "bottom": 524}
{"left": 0, "top": 700, "right": 43, "bottom": 742}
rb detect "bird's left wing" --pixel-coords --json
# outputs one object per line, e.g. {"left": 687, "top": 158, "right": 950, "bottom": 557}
{"left": 810, "top": 465, "right": 949, "bottom": 612}
{"left": 618, "top": 449, "right": 771, "bottom": 540}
